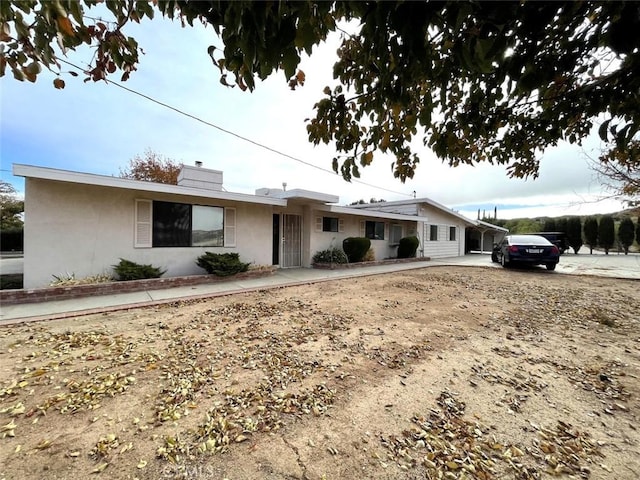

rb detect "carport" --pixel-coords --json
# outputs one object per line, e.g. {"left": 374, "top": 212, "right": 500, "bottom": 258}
{"left": 465, "top": 220, "right": 509, "bottom": 253}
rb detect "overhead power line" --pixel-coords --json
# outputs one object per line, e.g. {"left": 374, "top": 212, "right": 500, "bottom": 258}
{"left": 57, "top": 58, "right": 412, "bottom": 198}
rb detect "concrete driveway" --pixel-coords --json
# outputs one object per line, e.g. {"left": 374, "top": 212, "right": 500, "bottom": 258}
{"left": 431, "top": 252, "right": 640, "bottom": 280}
{"left": 0, "top": 256, "right": 23, "bottom": 275}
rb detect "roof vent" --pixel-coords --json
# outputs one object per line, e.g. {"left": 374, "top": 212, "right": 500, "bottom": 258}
{"left": 195, "top": 161, "right": 203, "bottom": 167}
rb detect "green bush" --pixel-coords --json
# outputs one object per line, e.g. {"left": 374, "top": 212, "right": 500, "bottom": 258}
{"left": 397, "top": 235, "right": 419, "bottom": 258}
{"left": 342, "top": 237, "right": 371, "bottom": 263}
{"left": 113, "top": 259, "right": 166, "bottom": 281}
{"left": 196, "top": 252, "right": 250, "bottom": 276}
{"left": 312, "top": 248, "right": 348, "bottom": 264}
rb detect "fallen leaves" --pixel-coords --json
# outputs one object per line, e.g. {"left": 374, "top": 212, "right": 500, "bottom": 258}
{"left": 0, "top": 268, "right": 638, "bottom": 479}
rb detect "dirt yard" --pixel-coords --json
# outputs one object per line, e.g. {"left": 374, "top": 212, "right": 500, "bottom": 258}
{"left": 1, "top": 266, "right": 639, "bottom": 480}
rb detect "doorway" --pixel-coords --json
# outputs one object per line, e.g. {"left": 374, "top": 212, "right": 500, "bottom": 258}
{"left": 281, "top": 214, "right": 302, "bottom": 268}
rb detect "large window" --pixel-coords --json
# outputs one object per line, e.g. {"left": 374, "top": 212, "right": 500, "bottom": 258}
{"left": 322, "top": 216, "right": 339, "bottom": 232}
{"left": 449, "top": 226, "right": 456, "bottom": 241}
{"left": 152, "top": 201, "right": 224, "bottom": 247}
{"left": 365, "top": 221, "right": 385, "bottom": 240}
{"left": 429, "top": 225, "right": 438, "bottom": 241}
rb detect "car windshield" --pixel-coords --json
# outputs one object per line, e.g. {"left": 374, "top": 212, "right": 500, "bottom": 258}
{"left": 509, "top": 235, "right": 552, "bottom": 245}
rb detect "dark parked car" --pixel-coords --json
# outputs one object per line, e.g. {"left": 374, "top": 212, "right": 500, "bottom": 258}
{"left": 530, "top": 232, "right": 569, "bottom": 254}
{"left": 492, "top": 234, "right": 560, "bottom": 270}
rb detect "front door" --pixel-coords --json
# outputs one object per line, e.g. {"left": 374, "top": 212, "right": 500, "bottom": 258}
{"left": 282, "top": 214, "right": 302, "bottom": 268}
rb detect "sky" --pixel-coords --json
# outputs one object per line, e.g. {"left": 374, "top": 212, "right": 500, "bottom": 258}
{"left": 0, "top": 13, "right": 627, "bottom": 221}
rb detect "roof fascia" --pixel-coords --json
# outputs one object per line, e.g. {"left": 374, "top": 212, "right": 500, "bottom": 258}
{"left": 315, "top": 204, "right": 423, "bottom": 222}
{"left": 13, "top": 164, "right": 288, "bottom": 207}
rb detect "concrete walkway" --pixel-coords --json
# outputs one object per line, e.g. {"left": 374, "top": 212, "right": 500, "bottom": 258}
{"left": 1, "top": 253, "right": 638, "bottom": 324}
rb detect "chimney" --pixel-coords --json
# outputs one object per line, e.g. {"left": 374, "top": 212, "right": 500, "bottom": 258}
{"left": 177, "top": 164, "right": 223, "bottom": 191}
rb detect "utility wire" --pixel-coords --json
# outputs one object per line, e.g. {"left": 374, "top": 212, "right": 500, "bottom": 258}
{"left": 57, "top": 58, "right": 413, "bottom": 198}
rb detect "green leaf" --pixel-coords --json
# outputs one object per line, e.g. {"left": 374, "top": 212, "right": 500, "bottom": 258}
{"left": 281, "top": 47, "right": 299, "bottom": 80}
{"left": 598, "top": 119, "right": 611, "bottom": 142}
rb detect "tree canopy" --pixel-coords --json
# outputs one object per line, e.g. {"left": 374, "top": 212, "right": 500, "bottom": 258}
{"left": 617, "top": 217, "right": 635, "bottom": 255}
{"left": 593, "top": 140, "right": 640, "bottom": 205}
{"left": 0, "top": 180, "right": 24, "bottom": 230}
{"left": 583, "top": 216, "right": 598, "bottom": 255}
{"left": 119, "top": 149, "right": 181, "bottom": 184}
{"left": 598, "top": 215, "right": 615, "bottom": 254}
{"left": 566, "top": 216, "right": 583, "bottom": 254}
{"left": 2, "top": 1, "right": 639, "bottom": 182}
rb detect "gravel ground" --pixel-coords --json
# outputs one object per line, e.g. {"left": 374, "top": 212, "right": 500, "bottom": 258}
{"left": 0, "top": 266, "right": 638, "bottom": 480}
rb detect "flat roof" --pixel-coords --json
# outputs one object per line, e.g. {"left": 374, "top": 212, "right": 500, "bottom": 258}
{"left": 13, "top": 164, "right": 288, "bottom": 207}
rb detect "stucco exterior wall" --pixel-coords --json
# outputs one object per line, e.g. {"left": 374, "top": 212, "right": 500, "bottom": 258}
{"left": 308, "top": 210, "right": 419, "bottom": 263}
{"left": 23, "top": 179, "right": 273, "bottom": 288}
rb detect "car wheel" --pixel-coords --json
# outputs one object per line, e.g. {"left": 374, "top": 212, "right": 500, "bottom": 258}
{"left": 501, "top": 254, "right": 509, "bottom": 268}
{"left": 546, "top": 263, "right": 556, "bottom": 271}
{"left": 491, "top": 252, "right": 498, "bottom": 263}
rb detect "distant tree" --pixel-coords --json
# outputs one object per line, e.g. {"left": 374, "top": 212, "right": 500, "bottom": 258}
{"left": 637, "top": 219, "right": 640, "bottom": 246}
{"left": 618, "top": 217, "right": 635, "bottom": 255}
{"left": 543, "top": 218, "right": 556, "bottom": 232}
{"left": 556, "top": 217, "right": 568, "bottom": 235}
{"left": 349, "top": 198, "right": 386, "bottom": 205}
{"left": 566, "top": 217, "right": 583, "bottom": 254}
{"left": 598, "top": 215, "right": 615, "bottom": 255}
{"left": 583, "top": 216, "right": 598, "bottom": 254}
{"left": 119, "top": 149, "right": 181, "bottom": 184}
{"left": 0, "top": 181, "right": 24, "bottom": 230}
{"left": 505, "top": 218, "right": 542, "bottom": 234}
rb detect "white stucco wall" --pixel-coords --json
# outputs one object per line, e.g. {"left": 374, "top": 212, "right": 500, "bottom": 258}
{"left": 23, "top": 179, "right": 274, "bottom": 288}
{"left": 308, "top": 210, "right": 419, "bottom": 263}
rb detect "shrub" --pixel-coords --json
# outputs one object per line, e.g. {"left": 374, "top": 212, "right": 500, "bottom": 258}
{"left": 312, "top": 248, "right": 348, "bottom": 264}
{"left": 113, "top": 259, "right": 166, "bottom": 281}
{"left": 397, "top": 236, "right": 419, "bottom": 258}
{"left": 363, "top": 248, "right": 375, "bottom": 262}
{"left": 342, "top": 237, "right": 371, "bottom": 263}
{"left": 196, "top": 252, "right": 250, "bottom": 276}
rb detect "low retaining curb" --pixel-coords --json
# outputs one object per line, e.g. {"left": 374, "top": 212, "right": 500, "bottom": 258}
{"left": 312, "top": 256, "right": 431, "bottom": 270}
{"left": 0, "top": 269, "right": 275, "bottom": 306}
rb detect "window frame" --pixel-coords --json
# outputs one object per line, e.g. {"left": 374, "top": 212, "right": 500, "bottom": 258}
{"left": 322, "top": 216, "right": 339, "bottom": 232}
{"left": 429, "top": 225, "right": 438, "bottom": 241}
{"left": 449, "top": 226, "right": 456, "bottom": 241}
{"left": 137, "top": 200, "right": 231, "bottom": 248}
{"left": 365, "top": 220, "right": 385, "bottom": 240}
